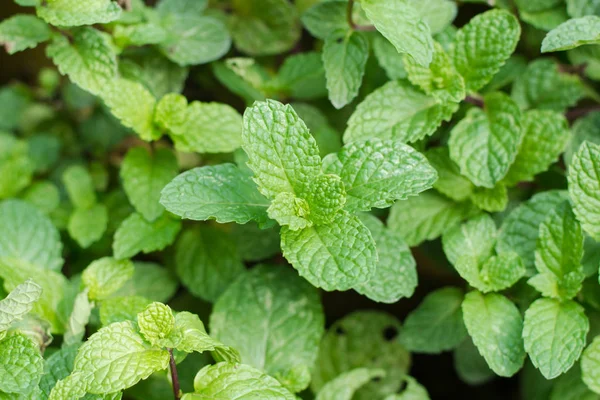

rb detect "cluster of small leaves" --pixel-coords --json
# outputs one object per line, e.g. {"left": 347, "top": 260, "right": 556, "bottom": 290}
{"left": 2, "top": 0, "right": 600, "bottom": 398}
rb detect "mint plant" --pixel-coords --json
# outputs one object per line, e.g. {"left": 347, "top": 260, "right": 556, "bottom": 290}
{"left": 2, "top": 0, "right": 600, "bottom": 398}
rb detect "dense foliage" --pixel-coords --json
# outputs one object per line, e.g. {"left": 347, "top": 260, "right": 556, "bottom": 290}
{"left": 2, "top": 0, "right": 600, "bottom": 398}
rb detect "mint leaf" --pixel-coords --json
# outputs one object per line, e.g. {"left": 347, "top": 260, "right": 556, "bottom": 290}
{"left": 48, "top": 372, "right": 86, "bottom": 400}
{"left": 0, "top": 280, "right": 42, "bottom": 333}
{"left": 0, "top": 15, "right": 51, "bottom": 54}
{"left": 567, "top": 0, "right": 600, "bottom": 17}
{"left": 452, "top": 9, "right": 521, "bottom": 92}
{"left": 361, "top": 0, "right": 434, "bottom": 67}
{"left": 120, "top": 147, "right": 178, "bottom": 222}
{"left": 160, "top": 164, "right": 271, "bottom": 226}
{"left": 399, "top": 287, "right": 467, "bottom": 353}
{"left": 82, "top": 257, "right": 134, "bottom": 301}
{"left": 281, "top": 211, "right": 377, "bottom": 291}
{"left": 568, "top": 142, "right": 600, "bottom": 241}
{"left": 175, "top": 226, "right": 244, "bottom": 303}
{"left": 63, "top": 290, "right": 92, "bottom": 346}
{"left": 274, "top": 52, "right": 327, "bottom": 101}
{"left": 371, "top": 34, "right": 407, "bottom": 80}
{"left": 301, "top": 0, "right": 347, "bottom": 40}
{"left": 455, "top": 252, "right": 526, "bottom": 293}
{"left": 410, "top": 0, "right": 457, "bottom": 34}
{"left": 542, "top": 16, "right": 600, "bottom": 52}
{"left": 453, "top": 337, "right": 494, "bottom": 386}
{"left": 323, "top": 32, "right": 369, "bottom": 109}
{"left": 304, "top": 174, "right": 347, "bottom": 225}
{"left": 113, "top": 262, "right": 177, "bottom": 303}
{"left": 37, "top": 0, "right": 121, "bottom": 27}
{"left": 210, "top": 265, "right": 324, "bottom": 392}
{"left": 62, "top": 165, "right": 96, "bottom": 210}
{"left": 449, "top": 92, "right": 522, "bottom": 188}
{"left": 0, "top": 334, "right": 43, "bottom": 394}
{"left": 323, "top": 139, "right": 437, "bottom": 213}
{"left": 67, "top": 204, "right": 108, "bottom": 249}
{"left": 442, "top": 214, "right": 496, "bottom": 266}
{"left": 99, "top": 296, "right": 151, "bottom": 326}
{"left": 425, "top": 147, "right": 474, "bottom": 202}
{"left": 137, "top": 302, "right": 174, "bottom": 346}
{"left": 565, "top": 111, "right": 600, "bottom": 167}
{"left": 46, "top": 28, "right": 117, "bottom": 96}
{"left": 113, "top": 212, "right": 181, "bottom": 260}
{"left": 582, "top": 336, "right": 600, "bottom": 394}
{"left": 472, "top": 185, "right": 508, "bottom": 212}
{"left": 268, "top": 192, "right": 313, "bottom": 230}
{"left": 523, "top": 298, "right": 589, "bottom": 379}
{"left": 316, "top": 368, "right": 386, "bottom": 400}
{"left": 462, "top": 291, "right": 526, "bottom": 377}
{"left": 0, "top": 134, "right": 33, "bottom": 199}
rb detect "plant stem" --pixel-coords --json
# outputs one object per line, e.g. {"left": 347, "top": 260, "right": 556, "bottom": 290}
{"left": 347, "top": 0, "right": 377, "bottom": 31}
{"left": 169, "top": 349, "right": 181, "bottom": 400}
{"left": 464, "top": 95, "right": 484, "bottom": 108}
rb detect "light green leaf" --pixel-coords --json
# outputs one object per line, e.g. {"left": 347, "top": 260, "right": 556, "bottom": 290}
{"left": 442, "top": 214, "right": 497, "bottom": 266}
{"left": 399, "top": 287, "right": 467, "bottom": 353}
{"left": 121, "top": 147, "right": 178, "bottom": 222}
{"left": 303, "top": 174, "right": 347, "bottom": 225}
{"left": 323, "top": 32, "right": 369, "bottom": 109}
{"left": 62, "top": 165, "right": 96, "bottom": 210}
{"left": 569, "top": 142, "right": 600, "bottom": 241}
{"left": 268, "top": 192, "right": 313, "bottom": 230}
{"left": 112, "top": 262, "right": 177, "bottom": 303}
{"left": 523, "top": 298, "right": 589, "bottom": 379}
{"left": 323, "top": 139, "right": 437, "bottom": 213}
{"left": 371, "top": 34, "right": 407, "bottom": 80}
{"left": 175, "top": 226, "right": 244, "bottom": 303}
{"left": 0, "top": 334, "right": 43, "bottom": 394}
{"left": 39, "top": 344, "right": 79, "bottom": 399}
{"left": 354, "top": 214, "right": 418, "bottom": 303}
{"left": 567, "top": 0, "right": 600, "bottom": 18}
{"left": 113, "top": 212, "right": 181, "bottom": 260}
{"left": 449, "top": 92, "right": 523, "bottom": 188}
{"left": 113, "top": 23, "right": 167, "bottom": 48}
{"left": 343, "top": 80, "right": 455, "bottom": 144}
{"left": 187, "top": 362, "right": 295, "bottom": 400}
{"left": 316, "top": 368, "right": 386, "bottom": 400}
{"left": 100, "top": 78, "right": 160, "bottom": 141}
{"left": 301, "top": 0, "right": 348, "bottom": 40}
{"left": 21, "top": 181, "right": 60, "bottom": 215}
{"left": 0, "top": 280, "right": 42, "bottom": 333}
{"left": 232, "top": 223, "right": 280, "bottom": 262}
{"left": 99, "top": 296, "right": 151, "bottom": 326}
{"left": 210, "top": 265, "right": 324, "bottom": 392}
{"left": 410, "top": 0, "right": 457, "bottom": 34}
{"left": 37, "top": 0, "right": 121, "bottom": 27}
{"left": 82, "top": 257, "right": 134, "bottom": 301}
{"left": 63, "top": 290, "right": 92, "bottom": 346}
{"left": 46, "top": 27, "right": 117, "bottom": 96}
{"left": 242, "top": 99, "right": 321, "bottom": 199}
{"left": 582, "top": 335, "right": 600, "bottom": 394}
{"left": 281, "top": 211, "right": 377, "bottom": 291}
{"left": 361, "top": 0, "right": 434, "bottom": 67}
{"left": 274, "top": 52, "right": 327, "bottom": 101}
{"left": 462, "top": 291, "right": 526, "bottom": 377}
{"left": 161, "top": 164, "right": 271, "bottom": 226}
{"left": 452, "top": 9, "right": 521, "bottom": 92}
{"left": 455, "top": 252, "right": 526, "bottom": 293}
{"left": 67, "top": 204, "right": 108, "bottom": 248}
{"left": 565, "top": 111, "right": 600, "bottom": 167}
{"left": 137, "top": 302, "right": 174, "bottom": 346}
{"left": 388, "top": 190, "right": 475, "bottom": 246}
{"left": 72, "top": 321, "right": 170, "bottom": 393}
{"left": 0, "top": 15, "right": 51, "bottom": 54}
{"left": 470, "top": 184, "right": 508, "bottom": 212}
{"left": 0, "top": 134, "right": 33, "bottom": 200}
{"left": 543, "top": 16, "right": 600, "bottom": 52}
{"left": 48, "top": 372, "right": 86, "bottom": 400}
{"left": 425, "top": 147, "right": 474, "bottom": 202}
{"left": 503, "top": 110, "right": 570, "bottom": 186}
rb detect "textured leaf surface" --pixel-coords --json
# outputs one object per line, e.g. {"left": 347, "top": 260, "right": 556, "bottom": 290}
{"left": 582, "top": 336, "right": 600, "bottom": 394}
{"left": 462, "top": 292, "right": 526, "bottom": 377}
{"left": 113, "top": 213, "right": 181, "bottom": 260}
{"left": 410, "top": 0, "right": 457, "bottom": 34}
{"left": 37, "top": 0, "right": 121, "bottom": 26}
{"left": 455, "top": 252, "right": 525, "bottom": 293}
{"left": 301, "top": 0, "right": 348, "bottom": 40}
{"left": 0, "top": 280, "right": 41, "bottom": 333}
{"left": 523, "top": 298, "right": 589, "bottom": 379}
{"left": 0, "top": 15, "right": 51, "bottom": 54}
{"left": 161, "top": 164, "right": 271, "bottom": 226}
{"left": 210, "top": 265, "right": 324, "bottom": 392}
{"left": 543, "top": 16, "right": 600, "bottom": 52}
{"left": 569, "top": 142, "right": 600, "bottom": 241}
{"left": 0, "top": 334, "right": 43, "bottom": 394}
{"left": 275, "top": 52, "right": 327, "bottom": 101}
{"left": 304, "top": 174, "right": 347, "bottom": 225}
{"left": 281, "top": 211, "right": 377, "bottom": 291}
{"left": 442, "top": 214, "right": 496, "bottom": 266}
{"left": 268, "top": 192, "right": 313, "bottom": 230}
{"left": 323, "top": 139, "right": 436, "bottom": 212}
{"left": 449, "top": 92, "right": 522, "bottom": 188}
{"left": 82, "top": 257, "right": 134, "bottom": 301}
{"left": 120, "top": 147, "right": 178, "bottom": 222}
{"left": 425, "top": 147, "right": 473, "bottom": 201}
{"left": 316, "top": 368, "right": 385, "bottom": 400}
{"left": 0, "top": 134, "right": 33, "bottom": 200}
{"left": 137, "top": 302, "right": 174, "bottom": 346}
{"left": 399, "top": 287, "right": 467, "bottom": 353}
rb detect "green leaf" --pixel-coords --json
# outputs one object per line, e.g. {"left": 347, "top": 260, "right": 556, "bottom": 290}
{"left": 523, "top": 298, "right": 589, "bottom": 379}
{"left": 155, "top": 94, "right": 243, "bottom": 153}
{"left": 210, "top": 265, "right": 324, "bottom": 392}
{"left": 82, "top": 257, "right": 134, "bottom": 301}
{"left": 121, "top": 147, "right": 178, "bottom": 222}
{"left": 0, "top": 199, "right": 63, "bottom": 271}
{"left": 453, "top": 337, "right": 494, "bottom": 386}
{"left": 399, "top": 287, "right": 467, "bottom": 353}
{"left": 39, "top": 344, "right": 79, "bottom": 399}
{"left": 312, "top": 311, "right": 410, "bottom": 399}
{"left": 462, "top": 291, "right": 526, "bottom": 377}
{"left": 303, "top": 174, "right": 348, "bottom": 225}
{"left": 37, "top": 0, "right": 121, "bottom": 27}
{"left": 48, "top": 372, "right": 86, "bottom": 400}
{"left": 471, "top": 184, "right": 508, "bottom": 213}
{"left": 0, "top": 15, "right": 51, "bottom": 54}
{"left": 383, "top": 376, "right": 430, "bottom": 400}
{"left": 354, "top": 214, "right": 418, "bottom": 303}
{"left": 113, "top": 262, "right": 177, "bottom": 303}
{"left": 113, "top": 212, "right": 181, "bottom": 260}
{"left": 361, "top": 0, "right": 434, "bottom": 67}
{"left": 371, "top": 34, "right": 407, "bottom": 80}
{"left": 449, "top": 92, "right": 523, "bottom": 188}
{"left": 281, "top": 211, "right": 377, "bottom": 291}
{"left": 568, "top": 142, "right": 600, "bottom": 241}
{"left": 175, "top": 226, "right": 244, "bottom": 303}
{"left": 503, "top": 110, "right": 570, "bottom": 186}
{"left": 0, "top": 280, "right": 42, "bottom": 333}
{"left": 268, "top": 192, "right": 313, "bottom": 230}
{"left": 137, "top": 302, "right": 174, "bottom": 346}
{"left": 99, "top": 296, "right": 151, "bottom": 326}
{"left": 451, "top": 9, "right": 520, "bottom": 92}
{"left": 455, "top": 252, "right": 526, "bottom": 293}
{"left": 497, "top": 190, "right": 568, "bottom": 271}
{"left": 72, "top": 321, "right": 170, "bottom": 393}
{"left": 316, "top": 368, "right": 386, "bottom": 400}
{"left": 100, "top": 78, "right": 160, "bottom": 141}
{"left": 410, "top": 0, "right": 457, "bottom": 34}
{"left": 186, "top": 362, "right": 295, "bottom": 400}
{"left": 161, "top": 164, "right": 271, "bottom": 226}
{"left": 46, "top": 28, "right": 117, "bottom": 96}
{"left": 63, "top": 290, "right": 92, "bottom": 346}
{"left": 0, "top": 334, "right": 43, "bottom": 394}
{"left": 550, "top": 362, "right": 597, "bottom": 400}
{"left": 442, "top": 214, "right": 496, "bottom": 266}
{"left": 67, "top": 204, "right": 108, "bottom": 248}
{"left": 388, "top": 191, "right": 475, "bottom": 246}
{"left": 274, "top": 52, "right": 327, "bottom": 100}
{"left": 565, "top": 111, "right": 600, "bottom": 167}
{"left": 567, "top": 0, "right": 600, "bottom": 17}
{"left": 301, "top": 0, "right": 348, "bottom": 40}
{"left": 323, "top": 139, "right": 437, "bottom": 213}
{"left": 0, "top": 134, "right": 33, "bottom": 199}
{"left": 323, "top": 32, "right": 369, "bottom": 109}
{"left": 113, "top": 23, "right": 167, "bottom": 48}
{"left": 582, "top": 336, "right": 600, "bottom": 394}
{"left": 343, "top": 80, "right": 455, "bottom": 144}
{"left": 232, "top": 223, "right": 280, "bottom": 262}
{"left": 543, "top": 16, "right": 600, "bottom": 52}
{"left": 242, "top": 99, "right": 321, "bottom": 199}
{"left": 425, "top": 147, "right": 474, "bottom": 202}
{"left": 62, "top": 165, "right": 96, "bottom": 210}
